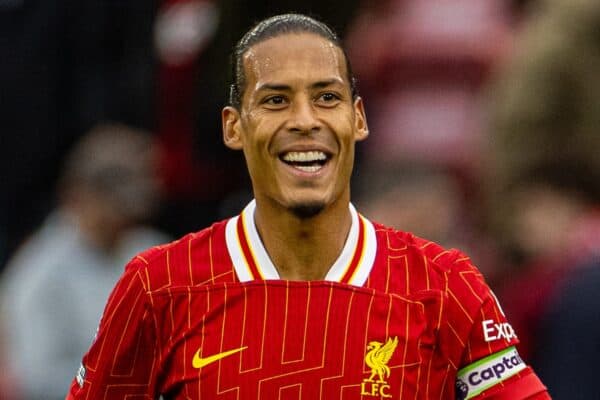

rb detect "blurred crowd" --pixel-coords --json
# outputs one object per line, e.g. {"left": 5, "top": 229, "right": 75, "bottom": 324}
{"left": 0, "top": 0, "right": 598, "bottom": 399}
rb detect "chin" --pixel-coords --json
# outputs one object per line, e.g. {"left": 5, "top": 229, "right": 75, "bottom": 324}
{"left": 289, "top": 201, "right": 326, "bottom": 219}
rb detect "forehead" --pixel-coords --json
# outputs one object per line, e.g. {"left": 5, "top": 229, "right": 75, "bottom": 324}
{"left": 242, "top": 33, "right": 347, "bottom": 89}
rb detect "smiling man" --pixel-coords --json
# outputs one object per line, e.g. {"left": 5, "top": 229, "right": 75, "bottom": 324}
{"left": 66, "top": 14, "right": 549, "bottom": 399}
{"left": 221, "top": 25, "right": 368, "bottom": 281}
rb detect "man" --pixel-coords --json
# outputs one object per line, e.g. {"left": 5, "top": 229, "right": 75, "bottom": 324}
{"left": 0, "top": 123, "right": 168, "bottom": 400}
{"left": 66, "top": 14, "right": 549, "bottom": 399}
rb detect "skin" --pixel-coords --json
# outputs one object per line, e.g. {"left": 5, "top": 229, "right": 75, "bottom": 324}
{"left": 222, "top": 32, "right": 369, "bottom": 280}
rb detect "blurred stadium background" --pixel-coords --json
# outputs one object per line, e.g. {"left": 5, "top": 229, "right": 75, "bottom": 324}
{"left": 0, "top": 0, "right": 598, "bottom": 398}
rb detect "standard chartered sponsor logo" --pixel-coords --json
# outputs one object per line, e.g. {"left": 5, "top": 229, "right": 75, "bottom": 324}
{"left": 482, "top": 319, "right": 517, "bottom": 342}
{"left": 456, "top": 346, "right": 526, "bottom": 399}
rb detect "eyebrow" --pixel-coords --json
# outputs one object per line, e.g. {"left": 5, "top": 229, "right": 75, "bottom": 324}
{"left": 256, "top": 83, "right": 291, "bottom": 92}
{"left": 255, "top": 78, "right": 345, "bottom": 93}
{"left": 311, "top": 78, "right": 344, "bottom": 89}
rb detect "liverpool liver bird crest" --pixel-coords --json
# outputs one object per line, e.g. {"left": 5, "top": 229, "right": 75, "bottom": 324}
{"left": 365, "top": 336, "right": 399, "bottom": 383}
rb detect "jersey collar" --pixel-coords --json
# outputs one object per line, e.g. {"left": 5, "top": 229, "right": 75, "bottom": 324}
{"left": 225, "top": 200, "right": 377, "bottom": 286}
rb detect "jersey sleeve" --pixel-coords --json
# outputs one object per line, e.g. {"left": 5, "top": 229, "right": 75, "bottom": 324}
{"left": 65, "top": 258, "right": 159, "bottom": 399}
{"left": 443, "top": 252, "right": 550, "bottom": 400}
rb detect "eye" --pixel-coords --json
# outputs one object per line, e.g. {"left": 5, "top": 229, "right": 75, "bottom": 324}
{"left": 316, "top": 92, "right": 341, "bottom": 107}
{"left": 263, "top": 95, "right": 288, "bottom": 108}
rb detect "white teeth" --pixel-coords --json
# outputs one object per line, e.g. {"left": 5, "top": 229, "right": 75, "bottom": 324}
{"left": 294, "top": 165, "right": 321, "bottom": 172}
{"left": 282, "top": 151, "right": 327, "bottom": 162}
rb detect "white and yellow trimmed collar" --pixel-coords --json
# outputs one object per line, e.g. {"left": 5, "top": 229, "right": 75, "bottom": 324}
{"left": 225, "top": 200, "right": 377, "bottom": 286}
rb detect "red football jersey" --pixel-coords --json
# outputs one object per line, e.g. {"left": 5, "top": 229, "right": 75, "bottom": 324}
{"left": 66, "top": 201, "right": 548, "bottom": 399}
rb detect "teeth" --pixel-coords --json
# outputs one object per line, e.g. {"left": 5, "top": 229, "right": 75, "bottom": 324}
{"left": 282, "top": 151, "right": 327, "bottom": 162}
{"left": 294, "top": 165, "right": 322, "bottom": 172}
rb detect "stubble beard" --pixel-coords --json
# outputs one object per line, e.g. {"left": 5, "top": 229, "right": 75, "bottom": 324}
{"left": 289, "top": 201, "right": 326, "bottom": 219}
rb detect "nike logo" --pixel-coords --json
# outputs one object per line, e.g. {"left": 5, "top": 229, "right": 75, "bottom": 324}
{"left": 192, "top": 346, "right": 247, "bottom": 369}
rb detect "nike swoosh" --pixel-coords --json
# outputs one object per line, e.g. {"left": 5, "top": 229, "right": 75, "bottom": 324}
{"left": 192, "top": 346, "right": 247, "bottom": 369}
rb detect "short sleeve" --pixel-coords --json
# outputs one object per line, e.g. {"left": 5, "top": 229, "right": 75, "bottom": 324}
{"left": 446, "top": 255, "right": 549, "bottom": 400}
{"left": 462, "top": 287, "right": 519, "bottom": 365}
{"left": 65, "top": 259, "right": 159, "bottom": 399}
{"left": 436, "top": 252, "right": 518, "bottom": 367}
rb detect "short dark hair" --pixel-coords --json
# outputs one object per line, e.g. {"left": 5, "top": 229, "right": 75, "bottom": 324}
{"left": 228, "top": 13, "right": 358, "bottom": 109}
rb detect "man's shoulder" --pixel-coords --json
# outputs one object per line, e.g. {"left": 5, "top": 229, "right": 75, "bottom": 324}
{"left": 372, "top": 222, "right": 473, "bottom": 272}
{"left": 124, "top": 218, "right": 236, "bottom": 292}
{"left": 371, "top": 222, "right": 486, "bottom": 296}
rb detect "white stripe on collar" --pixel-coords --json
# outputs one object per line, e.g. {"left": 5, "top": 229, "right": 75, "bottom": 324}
{"left": 225, "top": 200, "right": 377, "bottom": 286}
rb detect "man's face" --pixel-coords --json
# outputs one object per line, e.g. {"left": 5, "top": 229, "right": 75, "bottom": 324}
{"left": 222, "top": 33, "right": 368, "bottom": 217}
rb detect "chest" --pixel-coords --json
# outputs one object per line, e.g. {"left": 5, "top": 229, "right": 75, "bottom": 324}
{"left": 154, "top": 282, "right": 453, "bottom": 399}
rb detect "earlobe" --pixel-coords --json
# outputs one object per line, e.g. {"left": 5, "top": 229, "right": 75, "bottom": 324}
{"left": 222, "top": 106, "right": 243, "bottom": 150}
{"left": 353, "top": 97, "right": 369, "bottom": 141}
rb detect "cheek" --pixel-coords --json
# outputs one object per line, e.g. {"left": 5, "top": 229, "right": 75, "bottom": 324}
{"left": 239, "top": 117, "right": 263, "bottom": 149}
{"left": 246, "top": 118, "right": 286, "bottom": 156}
{"left": 329, "top": 110, "right": 356, "bottom": 140}
{"left": 241, "top": 129, "right": 274, "bottom": 169}
{"left": 342, "top": 145, "right": 356, "bottom": 172}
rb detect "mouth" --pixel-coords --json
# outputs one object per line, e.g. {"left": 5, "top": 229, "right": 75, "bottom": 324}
{"left": 279, "top": 150, "right": 330, "bottom": 173}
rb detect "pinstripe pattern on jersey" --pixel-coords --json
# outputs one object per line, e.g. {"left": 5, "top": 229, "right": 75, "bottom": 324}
{"left": 66, "top": 214, "right": 536, "bottom": 399}
{"left": 157, "top": 281, "right": 429, "bottom": 398}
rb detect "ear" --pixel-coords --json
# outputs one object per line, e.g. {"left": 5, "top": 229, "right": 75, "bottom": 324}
{"left": 222, "top": 106, "right": 243, "bottom": 150}
{"left": 353, "top": 97, "right": 369, "bottom": 142}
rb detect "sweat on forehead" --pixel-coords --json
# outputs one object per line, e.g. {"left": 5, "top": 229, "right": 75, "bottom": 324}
{"left": 228, "top": 13, "right": 357, "bottom": 108}
{"left": 242, "top": 33, "right": 343, "bottom": 80}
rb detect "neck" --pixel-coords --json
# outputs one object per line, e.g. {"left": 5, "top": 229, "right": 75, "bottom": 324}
{"left": 253, "top": 197, "right": 352, "bottom": 280}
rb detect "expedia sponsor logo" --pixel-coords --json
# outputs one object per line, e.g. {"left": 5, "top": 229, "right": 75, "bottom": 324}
{"left": 456, "top": 347, "right": 526, "bottom": 399}
{"left": 482, "top": 319, "right": 517, "bottom": 342}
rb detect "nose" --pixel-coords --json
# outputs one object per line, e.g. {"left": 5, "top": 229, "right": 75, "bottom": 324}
{"left": 287, "top": 97, "right": 321, "bottom": 134}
